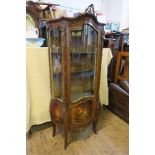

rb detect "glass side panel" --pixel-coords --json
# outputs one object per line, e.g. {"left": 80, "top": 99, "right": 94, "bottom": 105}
{"left": 70, "top": 24, "right": 98, "bottom": 101}
{"left": 50, "top": 29, "right": 62, "bottom": 99}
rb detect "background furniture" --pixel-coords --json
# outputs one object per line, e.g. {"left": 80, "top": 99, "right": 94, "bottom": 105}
{"left": 108, "top": 49, "right": 129, "bottom": 123}
{"left": 114, "top": 51, "right": 129, "bottom": 83}
{"left": 108, "top": 80, "right": 129, "bottom": 123}
{"left": 47, "top": 13, "right": 104, "bottom": 149}
{"left": 26, "top": 1, "right": 42, "bottom": 30}
{"left": 26, "top": 1, "right": 59, "bottom": 46}
{"left": 104, "top": 27, "right": 129, "bottom": 84}
{"left": 104, "top": 32, "right": 122, "bottom": 84}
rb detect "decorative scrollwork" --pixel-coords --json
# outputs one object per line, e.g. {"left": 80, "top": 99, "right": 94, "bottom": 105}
{"left": 85, "top": 4, "right": 96, "bottom": 17}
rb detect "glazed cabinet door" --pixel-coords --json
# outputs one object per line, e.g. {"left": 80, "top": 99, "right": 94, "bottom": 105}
{"left": 67, "top": 23, "right": 99, "bottom": 129}
{"left": 69, "top": 24, "right": 98, "bottom": 101}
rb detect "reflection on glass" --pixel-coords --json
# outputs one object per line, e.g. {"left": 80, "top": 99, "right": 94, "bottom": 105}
{"left": 70, "top": 24, "right": 98, "bottom": 101}
{"left": 50, "top": 29, "right": 62, "bottom": 99}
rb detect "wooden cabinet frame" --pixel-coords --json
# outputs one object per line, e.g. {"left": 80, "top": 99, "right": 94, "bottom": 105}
{"left": 47, "top": 13, "right": 105, "bottom": 149}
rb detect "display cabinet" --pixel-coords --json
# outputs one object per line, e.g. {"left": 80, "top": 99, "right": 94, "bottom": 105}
{"left": 47, "top": 13, "right": 105, "bottom": 149}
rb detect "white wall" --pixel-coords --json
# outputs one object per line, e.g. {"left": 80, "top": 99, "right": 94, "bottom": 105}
{"left": 48, "top": 0, "right": 102, "bottom": 12}
{"left": 120, "top": 0, "right": 129, "bottom": 30}
{"left": 102, "top": 0, "right": 129, "bottom": 31}
{"left": 102, "top": 0, "right": 123, "bottom": 24}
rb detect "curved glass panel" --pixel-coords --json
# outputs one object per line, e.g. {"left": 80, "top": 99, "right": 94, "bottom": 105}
{"left": 50, "top": 29, "right": 62, "bottom": 99}
{"left": 70, "top": 24, "right": 98, "bottom": 101}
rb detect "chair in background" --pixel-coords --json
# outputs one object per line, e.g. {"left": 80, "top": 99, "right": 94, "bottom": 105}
{"left": 114, "top": 51, "right": 129, "bottom": 83}
{"left": 104, "top": 34, "right": 125, "bottom": 84}
{"left": 108, "top": 51, "right": 129, "bottom": 123}
{"left": 121, "top": 28, "right": 129, "bottom": 52}
{"left": 108, "top": 80, "right": 129, "bottom": 123}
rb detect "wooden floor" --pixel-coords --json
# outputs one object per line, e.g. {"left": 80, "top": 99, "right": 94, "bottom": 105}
{"left": 26, "top": 108, "right": 129, "bottom": 155}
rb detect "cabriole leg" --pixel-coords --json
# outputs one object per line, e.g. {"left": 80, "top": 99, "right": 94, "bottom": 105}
{"left": 53, "top": 123, "right": 56, "bottom": 137}
{"left": 64, "top": 129, "right": 68, "bottom": 149}
{"left": 93, "top": 121, "right": 97, "bottom": 134}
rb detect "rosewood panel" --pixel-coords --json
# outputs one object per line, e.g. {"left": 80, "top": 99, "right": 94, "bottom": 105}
{"left": 69, "top": 98, "right": 94, "bottom": 129}
{"left": 49, "top": 99, "right": 65, "bottom": 125}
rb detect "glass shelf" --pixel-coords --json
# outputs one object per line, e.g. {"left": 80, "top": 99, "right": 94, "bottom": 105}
{"left": 71, "top": 70, "right": 95, "bottom": 78}
{"left": 71, "top": 52, "right": 95, "bottom": 54}
{"left": 71, "top": 91, "right": 93, "bottom": 102}
{"left": 53, "top": 70, "right": 95, "bottom": 76}
{"left": 52, "top": 51, "right": 95, "bottom": 54}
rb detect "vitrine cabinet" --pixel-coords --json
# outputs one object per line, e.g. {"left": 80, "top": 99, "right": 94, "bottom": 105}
{"left": 47, "top": 13, "right": 104, "bottom": 149}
